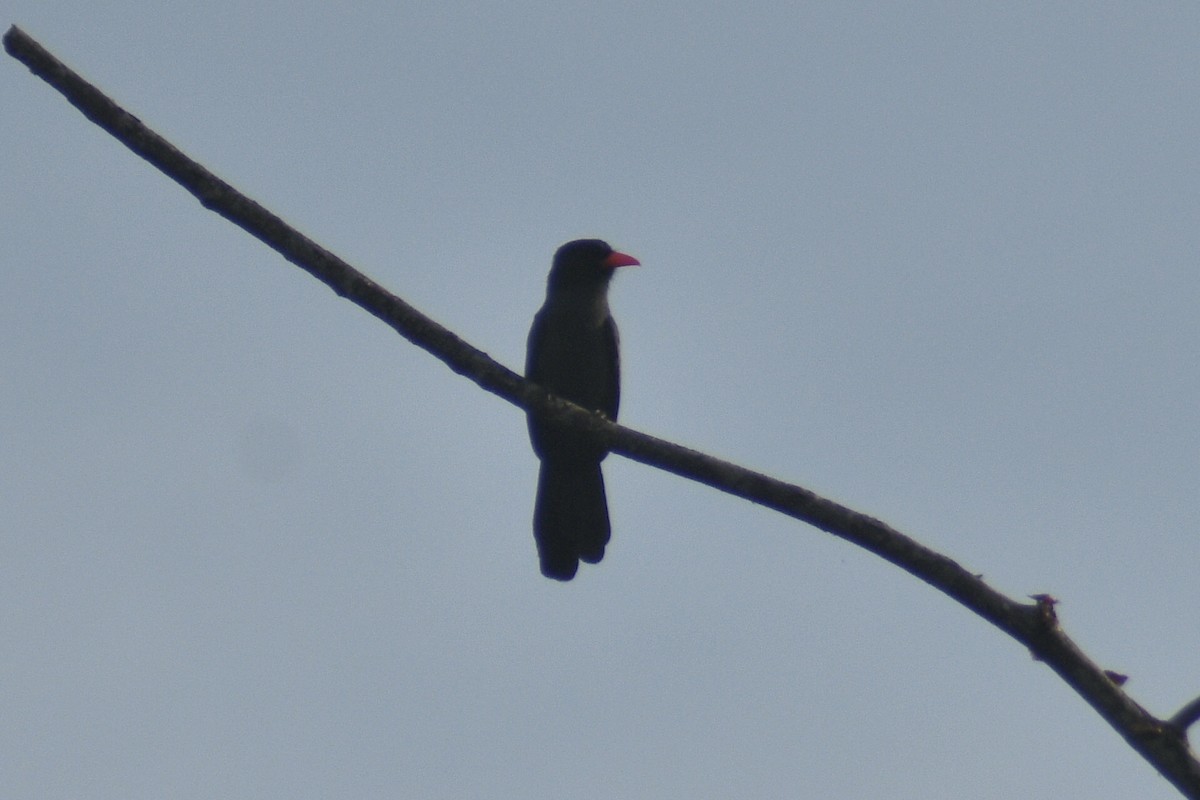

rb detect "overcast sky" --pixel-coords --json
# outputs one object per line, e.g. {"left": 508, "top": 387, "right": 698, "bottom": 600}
{"left": 3, "top": 3, "right": 1199, "bottom": 798}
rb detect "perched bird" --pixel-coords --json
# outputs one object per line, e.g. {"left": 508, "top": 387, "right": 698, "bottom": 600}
{"left": 526, "top": 239, "right": 639, "bottom": 580}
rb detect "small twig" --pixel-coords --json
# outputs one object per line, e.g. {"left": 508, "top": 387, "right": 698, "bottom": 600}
{"left": 6, "top": 24, "right": 1200, "bottom": 798}
{"left": 1171, "top": 697, "right": 1200, "bottom": 734}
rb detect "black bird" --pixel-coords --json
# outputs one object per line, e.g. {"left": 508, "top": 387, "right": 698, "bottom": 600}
{"left": 526, "top": 239, "right": 639, "bottom": 580}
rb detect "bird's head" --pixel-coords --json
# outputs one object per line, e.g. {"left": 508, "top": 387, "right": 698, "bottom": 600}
{"left": 547, "top": 239, "right": 640, "bottom": 291}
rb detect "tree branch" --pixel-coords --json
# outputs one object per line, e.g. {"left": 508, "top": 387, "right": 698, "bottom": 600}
{"left": 6, "top": 24, "right": 1199, "bottom": 798}
{"left": 1172, "top": 697, "right": 1200, "bottom": 736}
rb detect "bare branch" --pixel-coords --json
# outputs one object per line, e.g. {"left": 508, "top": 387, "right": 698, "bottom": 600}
{"left": 1172, "top": 697, "right": 1200, "bottom": 735}
{"left": 6, "top": 24, "right": 1199, "bottom": 798}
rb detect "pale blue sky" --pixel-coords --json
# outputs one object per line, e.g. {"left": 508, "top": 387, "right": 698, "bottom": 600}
{"left": 4, "top": 4, "right": 1199, "bottom": 798}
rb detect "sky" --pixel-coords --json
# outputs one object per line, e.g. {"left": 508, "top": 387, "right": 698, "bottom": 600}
{"left": 3, "top": 3, "right": 1199, "bottom": 798}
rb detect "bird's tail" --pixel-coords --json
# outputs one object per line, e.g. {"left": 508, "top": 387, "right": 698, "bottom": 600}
{"left": 533, "top": 462, "right": 610, "bottom": 581}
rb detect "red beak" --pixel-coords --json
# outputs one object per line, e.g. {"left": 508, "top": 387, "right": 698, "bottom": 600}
{"left": 603, "top": 250, "right": 640, "bottom": 269}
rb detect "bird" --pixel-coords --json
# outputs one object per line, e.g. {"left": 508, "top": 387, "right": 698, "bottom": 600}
{"left": 526, "top": 239, "right": 639, "bottom": 580}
